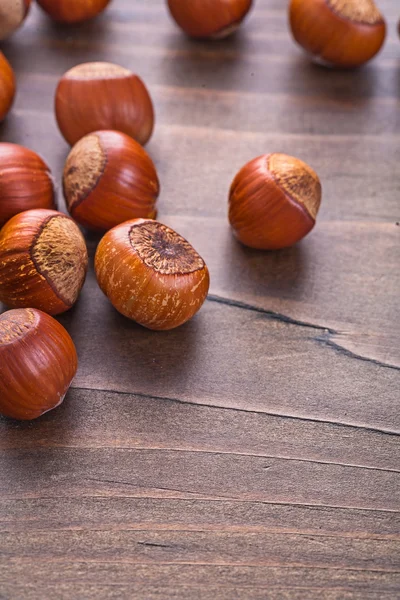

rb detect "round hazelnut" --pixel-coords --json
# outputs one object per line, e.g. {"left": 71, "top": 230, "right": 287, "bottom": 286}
{"left": 55, "top": 62, "right": 154, "bottom": 146}
{"left": 0, "top": 143, "right": 55, "bottom": 227}
{"left": 229, "top": 153, "right": 322, "bottom": 250}
{"left": 63, "top": 131, "right": 159, "bottom": 231}
{"left": 95, "top": 219, "right": 210, "bottom": 330}
{"left": 0, "top": 209, "right": 88, "bottom": 315}
{"left": 0, "top": 308, "right": 77, "bottom": 420}
{"left": 289, "top": 0, "right": 386, "bottom": 68}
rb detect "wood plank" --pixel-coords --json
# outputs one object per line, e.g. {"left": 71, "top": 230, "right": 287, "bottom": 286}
{"left": 1, "top": 445, "right": 399, "bottom": 510}
{"left": 1, "top": 561, "right": 399, "bottom": 592}
{"left": 1, "top": 528, "right": 399, "bottom": 571}
{"left": 1, "top": 493, "right": 399, "bottom": 539}
{"left": 1, "top": 388, "right": 398, "bottom": 471}
{"left": 12, "top": 77, "right": 400, "bottom": 139}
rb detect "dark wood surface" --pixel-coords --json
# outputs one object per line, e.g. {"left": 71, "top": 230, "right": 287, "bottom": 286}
{"left": 0, "top": 1, "right": 399, "bottom": 598}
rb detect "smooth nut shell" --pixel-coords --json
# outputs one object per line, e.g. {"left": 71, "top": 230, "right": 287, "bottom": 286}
{"left": 0, "top": 209, "right": 88, "bottom": 315}
{"left": 229, "top": 153, "right": 322, "bottom": 250}
{"left": 63, "top": 131, "right": 159, "bottom": 231}
{"left": 36, "top": 0, "right": 110, "bottom": 23}
{"left": 0, "top": 308, "right": 77, "bottom": 420}
{"left": 0, "top": 52, "right": 16, "bottom": 121}
{"left": 289, "top": 0, "right": 386, "bottom": 68}
{"left": 0, "top": 0, "right": 31, "bottom": 40}
{"left": 95, "top": 219, "right": 210, "bottom": 330}
{"left": 0, "top": 143, "right": 55, "bottom": 227}
{"left": 55, "top": 62, "right": 154, "bottom": 146}
{"left": 167, "top": 0, "right": 253, "bottom": 38}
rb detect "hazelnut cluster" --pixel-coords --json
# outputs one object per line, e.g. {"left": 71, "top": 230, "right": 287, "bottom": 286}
{"left": 0, "top": 0, "right": 392, "bottom": 419}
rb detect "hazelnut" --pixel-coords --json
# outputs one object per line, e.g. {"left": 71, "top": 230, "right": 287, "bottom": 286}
{"left": 0, "top": 143, "right": 55, "bottom": 227}
{"left": 0, "top": 308, "right": 77, "bottom": 420}
{"left": 229, "top": 153, "right": 322, "bottom": 250}
{"left": 0, "top": 209, "right": 88, "bottom": 315}
{"left": 95, "top": 219, "right": 210, "bottom": 330}
{"left": 63, "top": 131, "right": 159, "bottom": 231}
{"left": 55, "top": 62, "right": 154, "bottom": 146}
{"left": 289, "top": 0, "right": 386, "bottom": 68}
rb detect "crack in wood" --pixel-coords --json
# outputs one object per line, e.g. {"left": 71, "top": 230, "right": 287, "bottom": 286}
{"left": 207, "top": 294, "right": 400, "bottom": 372}
{"left": 315, "top": 333, "right": 400, "bottom": 372}
{"left": 87, "top": 479, "right": 213, "bottom": 498}
{"left": 137, "top": 541, "right": 174, "bottom": 549}
{"left": 207, "top": 294, "right": 335, "bottom": 333}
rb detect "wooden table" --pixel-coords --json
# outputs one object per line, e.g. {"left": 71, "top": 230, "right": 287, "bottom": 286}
{"left": 1, "top": 1, "right": 399, "bottom": 598}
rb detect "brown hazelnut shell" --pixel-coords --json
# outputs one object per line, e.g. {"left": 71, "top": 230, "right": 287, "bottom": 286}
{"left": 95, "top": 219, "right": 210, "bottom": 330}
{"left": 0, "top": 308, "right": 77, "bottom": 420}
{"left": 229, "top": 153, "right": 322, "bottom": 250}
{"left": 289, "top": 0, "right": 386, "bottom": 68}
{"left": 167, "top": 0, "right": 253, "bottom": 39}
{"left": 0, "top": 0, "right": 31, "bottom": 40}
{"left": 63, "top": 131, "right": 159, "bottom": 232}
{"left": 55, "top": 62, "right": 154, "bottom": 146}
{"left": 0, "top": 143, "right": 56, "bottom": 227}
{"left": 0, "top": 52, "right": 16, "bottom": 121}
{"left": 0, "top": 209, "right": 88, "bottom": 315}
{"left": 36, "top": 0, "right": 110, "bottom": 24}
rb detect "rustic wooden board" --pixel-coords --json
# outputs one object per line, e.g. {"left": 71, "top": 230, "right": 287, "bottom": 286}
{"left": 0, "top": 0, "right": 399, "bottom": 598}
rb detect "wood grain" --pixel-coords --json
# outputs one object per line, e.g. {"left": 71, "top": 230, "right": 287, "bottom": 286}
{"left": 0, "top": 0, "right": 399, "bottom": 598}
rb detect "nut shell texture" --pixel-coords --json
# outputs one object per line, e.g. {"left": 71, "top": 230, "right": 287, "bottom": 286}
{"left": 0, "top": 0, "right": 31, "bottom": 40}
{"left": 36, "top": 0, "right": 110, "bottom": 23}
{"left": 229, "top": 153, "right": 322, "bottom": 250}
{"left": 167, "top": 0, "right": 253, "bottom": 38}
{"left": 63, "top": 131, "right": 159, "bottom": 231}
{"left": 0, "top": 143, "right": 55, "bottom": 227}
{"left": 0, "top": 209, "right": 88, "bottom": 314}
{"left": 289, "top": 0, "right": 386, "bottom": 68}
{"left": 95, "top": 219, "right": 210, "bottom": 330}
{"left": 0, "top": 308, "right": 77, "bottom": 420}
{"left": 0, "top": 52, "right": 16, "bottom": 121}
{"left": 55, "top": 62, "right": 154, "bottom": 146}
